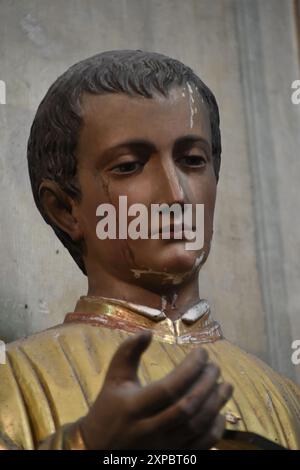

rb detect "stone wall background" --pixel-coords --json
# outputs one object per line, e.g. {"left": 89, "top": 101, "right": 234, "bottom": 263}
{"left": 0, "top": 0, "right": 300, "bottom": 383}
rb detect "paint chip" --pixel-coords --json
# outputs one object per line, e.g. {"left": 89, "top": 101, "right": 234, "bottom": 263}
{"left": 224, "top": 410, "right": 241, "bottom": 425}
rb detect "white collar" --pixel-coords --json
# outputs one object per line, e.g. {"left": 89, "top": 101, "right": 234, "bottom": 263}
{"left": 87, "top": 295, "right": 211, "bottom": 324}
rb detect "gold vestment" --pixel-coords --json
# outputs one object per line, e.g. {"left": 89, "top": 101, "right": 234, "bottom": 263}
{"left": 0, "top": 296, "right": 299, "bottom": 450}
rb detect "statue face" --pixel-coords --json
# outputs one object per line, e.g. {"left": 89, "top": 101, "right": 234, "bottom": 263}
{"left": 75, "top": 85, "right": 217, "bottom": 288}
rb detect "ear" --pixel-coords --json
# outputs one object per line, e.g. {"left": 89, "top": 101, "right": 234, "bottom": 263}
{"left": 39, "top": 180, "right": 83, "bottom": 242}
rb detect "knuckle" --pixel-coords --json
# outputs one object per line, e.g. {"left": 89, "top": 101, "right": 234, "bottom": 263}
{"left": 179, "top": 394, "right": 199, "bottom": 418}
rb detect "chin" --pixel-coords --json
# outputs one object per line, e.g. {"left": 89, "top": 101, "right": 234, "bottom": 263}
{"left": 138, "top": 242, "right": 204, "bottom": 274}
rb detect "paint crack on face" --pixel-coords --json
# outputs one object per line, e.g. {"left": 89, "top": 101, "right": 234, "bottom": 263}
{"left": 186, "top": 82, "right": 196, "bottom": 129}
{"left": 101, "top": 173, "right": 138, "bottom": 269}
{"left": 130, "top": 250, "right": 205, "bottom": 286}
{"left": 193, "top": 251, "right": 205, "bottom": 270}
{"left": 130, "top": 267, "right": 189, "bottom": 285}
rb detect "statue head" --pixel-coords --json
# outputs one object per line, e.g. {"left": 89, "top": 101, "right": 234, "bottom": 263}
{"left": 27, "top": 50, "right": 221, "bottom": 291}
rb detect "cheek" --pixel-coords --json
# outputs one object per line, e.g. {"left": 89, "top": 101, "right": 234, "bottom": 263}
{"left": 77, "top": 178, "right": 145, "bottom": 264}
{"left": 107, "top": 180, "right": 152, "bottom": 208}
{"left": 190, "top": 176, "right": 216, "bottom": 242}
{"left": 191, "top": 173, "right": 216, "bottom": 211}
{"left": 205, "top": 183, "right": 217, "bottom": 215}
{"left": 204, "top": 184, "right": 216, "bottom": 230}
{"left": 78, "top": 178, "right": 111, "bottom": 240}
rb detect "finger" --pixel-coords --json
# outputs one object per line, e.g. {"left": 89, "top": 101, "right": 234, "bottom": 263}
{"left": 105, "top": 331, "right": 152, "bottom": 384}
{"left": 137, "top": 361, "right": 219, "bottom": 430}
{"left": 186, "top": 382, "right": 233, "bottom": 437}
{"left": 185, "top": 384, "right": 232, "bottom": 440}
{"left": 134, "top": 347, "right": 209, "bottom": 416}
{"left": 187, "top": 414, "right": 226, "bottom": 450}
{"left": 178, "top": 363, "right": 222, "bottom": 420}
{"left": 141, "top": 375, "right": 231, "bottom": 442}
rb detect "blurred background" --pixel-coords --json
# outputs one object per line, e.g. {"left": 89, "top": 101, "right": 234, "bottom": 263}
{"left": 0, "top": 0, "right": 300, "bottom": 384}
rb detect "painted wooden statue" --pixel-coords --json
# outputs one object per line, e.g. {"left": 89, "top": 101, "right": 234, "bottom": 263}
{"left": 0, "top": 50, "right": 299, "bottom": 450}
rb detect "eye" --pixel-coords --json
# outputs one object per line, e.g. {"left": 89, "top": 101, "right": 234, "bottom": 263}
{"left": 111, "top": 161, "right": 144, "bottom": 175}
{"left": 179, "top": 155, "right": 207, "bottom": 168}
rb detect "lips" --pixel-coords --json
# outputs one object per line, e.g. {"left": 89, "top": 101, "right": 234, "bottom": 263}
{"left": 151, "top": 223, "right": 196, "bottom": 240}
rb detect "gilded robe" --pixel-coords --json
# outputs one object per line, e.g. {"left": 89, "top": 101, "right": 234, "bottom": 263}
{"left": 0, "top": 296, "right": 299, "bottom": 450}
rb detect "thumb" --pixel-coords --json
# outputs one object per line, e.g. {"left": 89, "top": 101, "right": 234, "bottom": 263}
{"left": 105, "top": 330, "right": 152, "bottom": 384}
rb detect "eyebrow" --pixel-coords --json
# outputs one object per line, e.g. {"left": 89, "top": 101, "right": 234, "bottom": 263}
{"left": 173, "top": 135, "right": 211, "bottom": 153}
{"left": 101, "top": 134, "right": 211, "bottom": 159}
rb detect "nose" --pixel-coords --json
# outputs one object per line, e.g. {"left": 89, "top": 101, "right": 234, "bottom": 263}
{"left": 154, "top": 156, "right": 186, "bottom": 206}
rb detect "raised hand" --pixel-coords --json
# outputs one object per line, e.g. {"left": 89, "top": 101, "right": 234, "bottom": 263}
{"left": 80, "top": 331, "right": 233, "bottom": 449}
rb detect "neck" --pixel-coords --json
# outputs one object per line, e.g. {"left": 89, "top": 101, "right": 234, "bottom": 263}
{"left": 86, "top": 269, "right": 201, "bottom": 322}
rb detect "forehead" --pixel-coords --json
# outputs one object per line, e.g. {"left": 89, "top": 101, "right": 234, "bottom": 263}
{"left": 78, "top": 85, "right": 211, "bottom": 157}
